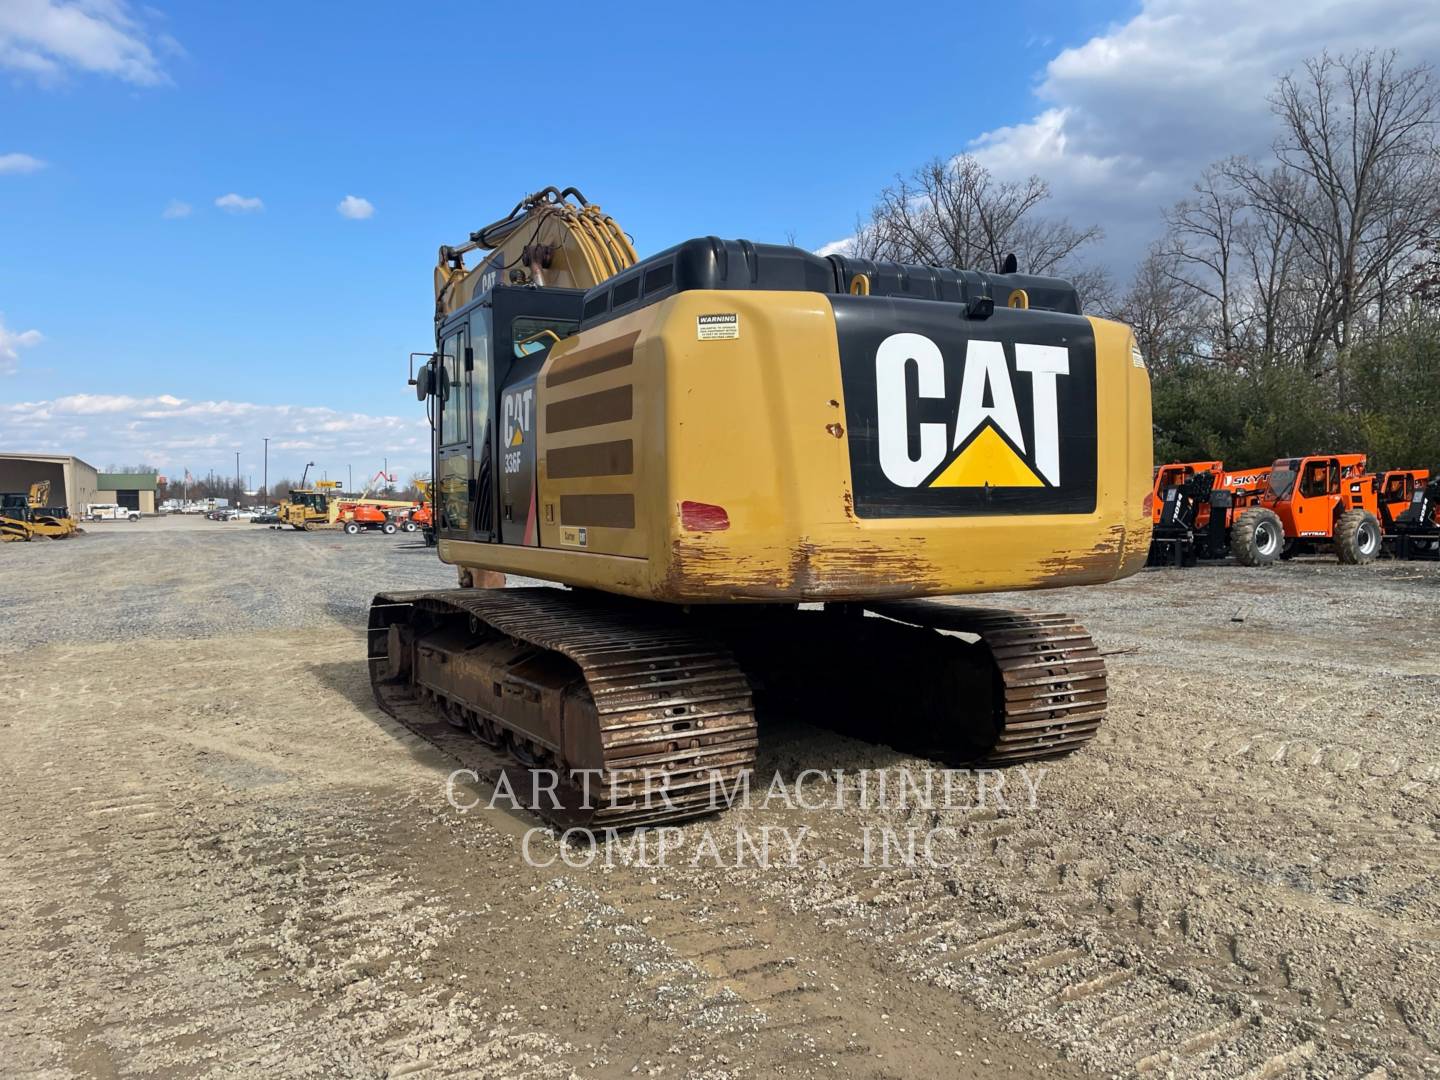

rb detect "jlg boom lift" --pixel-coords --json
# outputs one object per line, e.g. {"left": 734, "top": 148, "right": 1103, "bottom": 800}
{"left": 368, "top": 187, "right": 1154, "bottom": 827}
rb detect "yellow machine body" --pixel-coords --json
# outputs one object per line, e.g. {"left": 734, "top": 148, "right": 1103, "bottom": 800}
{"left": 437, "top": 289, "right": 1152, "bottom": 602}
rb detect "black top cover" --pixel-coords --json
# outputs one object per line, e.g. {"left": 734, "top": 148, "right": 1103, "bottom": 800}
{"left": 575, "top": 237, "right": 1083, "bottom": 331}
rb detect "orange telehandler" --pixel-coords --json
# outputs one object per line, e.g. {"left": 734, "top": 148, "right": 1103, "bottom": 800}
{"left": 1146, "top": 460, "right": 1268, "bottom": 565}
{"left": 1394, "top": 471, "right": 1440, "bottom": 558}
{"left": 1229, "top": 454, "right": 1397, "bottom": 565}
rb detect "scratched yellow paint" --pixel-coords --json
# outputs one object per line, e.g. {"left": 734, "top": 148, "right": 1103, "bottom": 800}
{"left": 441, "top": 292, "right": 1153, "bottom": 603}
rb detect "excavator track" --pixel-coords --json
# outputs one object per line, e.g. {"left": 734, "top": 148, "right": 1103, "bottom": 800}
{"left": 367, "top": 590, "right": 1106, "bottom": 830}
{"left": 368, "top": 587, "right": 758, "bottom": 828}
{"left": 865, "top": 602, "right": 1108, "bottom": 764}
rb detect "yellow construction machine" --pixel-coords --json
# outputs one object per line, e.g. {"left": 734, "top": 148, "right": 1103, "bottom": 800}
{"left": 1, "top": 482, "right": 81, "bottom": 541}
{"left": 277, "top": 470, "right": 345, "bottom": 530}
{"left": 26, "top": 482, "right": 81, "bottom": 539}
{"left": 370, "top": 186, "right": 1153, "bottom": 828}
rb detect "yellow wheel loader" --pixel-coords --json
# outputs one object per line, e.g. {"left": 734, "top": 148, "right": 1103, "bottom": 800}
{"left": 370, "top": 187, "right": 1153, "bottom": 828}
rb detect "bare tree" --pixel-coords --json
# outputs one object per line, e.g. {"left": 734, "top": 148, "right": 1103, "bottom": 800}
{"left": 852, "top": 154, "right": 1103, "bottom": 277}
{"left": 1224, "top": 50, "right": 1440, "bottom": 366}
{"left": 1109, "top": 250, "right": 1202, "bottom": 374}
{"left": 1161, "top": 167, "right": 1246, "bottom": 358}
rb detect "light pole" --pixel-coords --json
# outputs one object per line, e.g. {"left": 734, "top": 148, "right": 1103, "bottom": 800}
{"left": 235, "top": 451, "right": 241, "bottom": 507}
{"left": 263, "top": 437, "right": 269, "bottom": 506}
{"left": 348, "top": 464, "right": 353, "bottom": 496}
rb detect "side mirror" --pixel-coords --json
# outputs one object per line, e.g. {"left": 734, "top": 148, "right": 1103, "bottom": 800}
{"left": 415, "top": 363, "right": 434, "bottom": 400}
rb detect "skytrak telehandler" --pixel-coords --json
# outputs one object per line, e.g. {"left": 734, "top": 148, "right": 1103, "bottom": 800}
{"left": 1146, "top": 460, "right": 1269, "bottom": 565}
{"left": 1374, "top": 469, "right": 1429, "bottom": 533}
{"left": 1394, "top": 471, "right": 1440, "bottom": 559}
{"left": 1230, "top": 454, "right": 1387, "bottom": 565}
{"left": 367, "top": 186, "right": 1154, "bottom": 828}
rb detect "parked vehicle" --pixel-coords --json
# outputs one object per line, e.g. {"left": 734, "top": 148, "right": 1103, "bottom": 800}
{"left": 1231, "top": 454, "right": 1381, "bottom": 565}
{"left": 1394, "top": 472, "right": 1440, "bottom": 559}
{"left": 87, "top": 503, "right": 141, "bottom": 522}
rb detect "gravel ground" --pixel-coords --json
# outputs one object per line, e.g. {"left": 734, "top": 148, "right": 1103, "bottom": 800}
{"left": 1, "top": 517, "right": 1438, "bottom": 1078}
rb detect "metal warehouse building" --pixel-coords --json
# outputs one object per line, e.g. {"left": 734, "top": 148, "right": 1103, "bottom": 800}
{"left": 95, "top": 472, "right": 159, "bottom": 514}
{"left": 0, "top": 453, "right": 101, "bottom": 513}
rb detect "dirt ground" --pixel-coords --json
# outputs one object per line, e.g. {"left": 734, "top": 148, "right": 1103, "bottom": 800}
{"left": 2, "top": 516, "right": 1437, "bottom": 1079}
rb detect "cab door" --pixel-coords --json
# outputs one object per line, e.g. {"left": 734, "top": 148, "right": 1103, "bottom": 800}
{"left": 1293, "top": 458, "right": 1337, "bottom": 536}
{"left": 435, "top": 324, "right": 472, "bottom": 539}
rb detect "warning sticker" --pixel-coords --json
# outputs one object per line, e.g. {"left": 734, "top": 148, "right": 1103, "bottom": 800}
{"left": 697, "top": 313, "right": 739, "bottom": 340}
{"left": 1131, "top": 346, "right": 1146, "bottom": 369}
{"left": 559, "top": 525, "right": 588, "bottom": 548}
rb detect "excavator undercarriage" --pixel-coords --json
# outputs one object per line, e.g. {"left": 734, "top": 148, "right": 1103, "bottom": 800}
{"left": 369, "top": 588, "right": 1106, "bottom": 827}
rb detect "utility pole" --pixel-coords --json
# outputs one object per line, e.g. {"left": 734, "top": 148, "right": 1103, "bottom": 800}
{"left": 263, "top": 437, "right": 269, "bottom": 505}
{"left": 348, "top": 464, "right": 353, "bottom": 495}
{"left": 235, "top": 451, "right": 241, "bottom": 507}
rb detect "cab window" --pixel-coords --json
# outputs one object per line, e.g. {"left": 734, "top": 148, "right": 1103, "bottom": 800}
{"left": 439, "top": 330, "right": 469, "bottom": 446}
{"left": 513, "top": 316, "right": 578, "bottom": 358}
{"left": 1299, "top": 461, "right": 1332, "bottom": 498}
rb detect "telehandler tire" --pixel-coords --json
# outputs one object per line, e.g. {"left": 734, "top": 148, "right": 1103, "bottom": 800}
{"left": 1335, "top": 509, "right": 1381, "bottom": 564}
{"left": 1231, "top": 507, "right": 1284, "bottom": 566}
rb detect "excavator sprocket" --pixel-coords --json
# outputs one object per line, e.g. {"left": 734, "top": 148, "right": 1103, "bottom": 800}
{"left": 367, "top": 590, "right": 1107, "bottom": 829}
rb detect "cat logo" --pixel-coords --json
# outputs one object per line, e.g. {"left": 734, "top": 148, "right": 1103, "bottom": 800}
{"left": 503, "top": 387, "right": 533, "bottom": 448}
{"left": 875, "top": 332, "right": 1069, "bottom": 489}
{"left": 502, "top": 387, "right": 533, "bottom": 477}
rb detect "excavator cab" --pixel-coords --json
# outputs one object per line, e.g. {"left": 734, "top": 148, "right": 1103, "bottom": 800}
{"left": 427, "top": 286, "right": 584, "bottom": 546}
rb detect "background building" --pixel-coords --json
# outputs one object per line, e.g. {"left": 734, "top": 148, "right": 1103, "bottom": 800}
{"left": 0, "top": 453, "right": 101, "bottom": 511}
{"left": 94, "top": 472, "right": 160, "bottom": 514}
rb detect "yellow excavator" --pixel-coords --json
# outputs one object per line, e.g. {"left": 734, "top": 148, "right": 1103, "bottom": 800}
{"left": 370, "top": 186, "right": 1153, "bottom": 828}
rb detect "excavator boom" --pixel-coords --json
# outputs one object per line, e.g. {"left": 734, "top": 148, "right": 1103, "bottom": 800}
{"left": 434, "top": 187, "right": 637, "bottom": 322}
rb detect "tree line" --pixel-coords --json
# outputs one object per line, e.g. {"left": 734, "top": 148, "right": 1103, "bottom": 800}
{"left": 103, "top": 465, "right": 428, "bottom": 506}
{"left": 847, "top": 48, "right": 1440, "bottom": 472}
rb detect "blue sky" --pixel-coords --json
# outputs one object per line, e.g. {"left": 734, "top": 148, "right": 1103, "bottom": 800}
{"left": 3, "top": 0, "right": 1436, "bottom": 485}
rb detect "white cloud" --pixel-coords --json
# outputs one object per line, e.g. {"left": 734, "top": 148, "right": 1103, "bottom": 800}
{"left": 0, "top": 0, "right": 171, "bottom": 85}
{"left": 337, "top": 194, "right": 374, "bottom": 220}
{"left": 963, "top": 0, "right": 1440, "bottom": 273}
{"left": 215, "top": 192, "right": 263, "bottom": 213}
{"left": 161, "top": 198, "right": 191, "bottom": 219}
{"left": 0, "top": 392, "right": 429, "bottom": 479}
{"left": 0, "top": 152, "right": 46, "bottom": 174}
{"left": 0, "top": 314, "right": 43, "bottom": 374}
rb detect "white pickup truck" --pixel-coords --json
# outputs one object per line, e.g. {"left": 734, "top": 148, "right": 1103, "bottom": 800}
{"left": 87, "top": 503, "right": 141, "bottom": 522}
